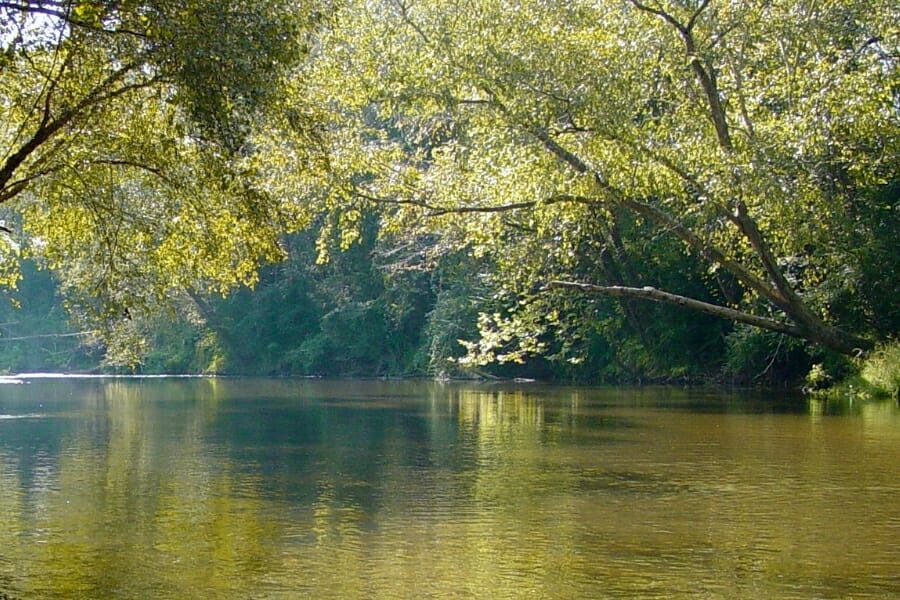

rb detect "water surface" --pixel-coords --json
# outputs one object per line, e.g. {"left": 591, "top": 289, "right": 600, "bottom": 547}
{"left": 1, "top": 377, "right": 898, "bottom": 598}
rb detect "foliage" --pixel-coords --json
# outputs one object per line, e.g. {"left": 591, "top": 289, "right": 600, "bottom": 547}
{"left": 809, "top": 341, "right": 900, "bottom": 400}
{"left": 0, "top": 0, "right": 318, "bottom": 352}
{"left": 420, "top": 251, "right": 488, "bottom": 378}
{"left": 811, "top": 181, "right": 900, "bottom": 338}
{"left": 2, "top": 0, "right": 897, "bottom": 383}
{"left": 267, "top": 0, "right": 898, "bottom": 361}
{"left": 861, "top": 342, "right": 900, "bottom": 399}
{"left": 193, "top": 219, "right": 436, "bottom": 376}
{"left": 724, "top": 325, "right": 813, "bottom": 385}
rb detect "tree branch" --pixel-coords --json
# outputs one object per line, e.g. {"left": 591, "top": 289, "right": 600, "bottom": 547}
{"left": 627, "top": 0, "right": 686, "bottom": 34}
{"left": 548, "top": 280, "right": 873, "bottom": 354}
{"left": 628, "top": 0, "right": 732, "bottom": 150}
{"left": 686, "top": 0, "right": 712, "bottom": 33}
{"left": 91, "top": 159, "right": 169, "bottom": 182}
{"left": 355, "top": 187, "right": 601, "bottom": 217}
{"left": 547, "top": 280, "right": 806, "bottom": 338}
{"left": 521, "top": 124, "right": 786, "bottom": 308}
{"left": 0, "top": 2, "right": 149, "bottom": 37}
{"left": 730, "top": 200, "right": 822, "bottom": 327}
{"left": 394, "top": 0, "right": 432, "bottom": 46}
{"left": 0, "top": 63, "right": 158, "bottom": 202}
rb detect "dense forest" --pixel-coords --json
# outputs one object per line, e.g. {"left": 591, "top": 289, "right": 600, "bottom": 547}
{"left": 0, "top": 0, "right": 897, "bottom": 391}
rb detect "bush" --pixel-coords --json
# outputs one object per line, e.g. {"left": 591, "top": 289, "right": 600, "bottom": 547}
{"left": 860, "top": 342, "right": 900, "bottom": 399}
{"left": 810, "top": 341, "right": 900, "bottom": 401}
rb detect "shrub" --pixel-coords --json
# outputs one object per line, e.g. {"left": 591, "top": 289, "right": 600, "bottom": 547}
{"left": 860, "top": 342, "right": 900, "bottom": 399}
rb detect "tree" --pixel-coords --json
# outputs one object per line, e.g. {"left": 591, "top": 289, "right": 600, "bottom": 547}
{"left": 0, "top": 0, "right": 318, "bottom": 356}
{"left": 269, "top": 0, "right": 898, "bottom": 360}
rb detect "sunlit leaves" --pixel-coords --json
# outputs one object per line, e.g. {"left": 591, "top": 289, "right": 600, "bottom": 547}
{"left": 0, "top": 0, "right": 894, "bottom": 367}
{"left": 0, "top": 226, "right": 20, "bottom": 291}
{"left": 0, "top": 1, "right": 317, "bottom": 362}
{"left": 287, "top": 0, "right": 897, "bottom": 359}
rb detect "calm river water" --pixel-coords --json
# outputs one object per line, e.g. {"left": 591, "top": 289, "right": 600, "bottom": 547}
{"left": 0, "top": 377, "right": 897, "bottom": 599}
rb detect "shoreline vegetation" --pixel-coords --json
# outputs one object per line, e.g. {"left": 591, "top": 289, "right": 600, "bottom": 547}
{"left": 2, "top": 367, "right": 898, "bottom": 403}
{"left": 0, "top": 2, "right": 896, "bottom": 397}
{"left": 0, "top": 257, "right": 897, "bottom": 398}
{"left": 807, "top": 341, "right": 900, "bottom": 402}
{"left": 0, "top": 253, "right": 896, "bottom": 399}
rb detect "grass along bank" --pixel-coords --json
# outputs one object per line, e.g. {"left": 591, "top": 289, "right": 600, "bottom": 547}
{"left": 808, "top": 341, "right": 900, "bottom": 401}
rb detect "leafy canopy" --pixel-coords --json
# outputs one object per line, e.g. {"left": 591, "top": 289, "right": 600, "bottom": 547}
{"left": 1, "top": 0, "right": 897, "bottom": 366}
{"left": 264, "top": 0, "right": 898, "bottom": 357}
{"left": 0, "top": 0, "right": 318, "bottom": 334}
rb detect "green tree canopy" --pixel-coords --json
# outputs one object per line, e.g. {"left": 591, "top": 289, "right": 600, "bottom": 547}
{"left": 0, "top": 0, "right": 318, "bottom": 343}
{"left": 266, "top": 0, "right": 898, "bottom": 358}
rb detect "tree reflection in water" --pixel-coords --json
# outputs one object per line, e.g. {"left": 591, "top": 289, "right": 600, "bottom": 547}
{"left": 0, "top": 378, "right": 897, "bottom": 598}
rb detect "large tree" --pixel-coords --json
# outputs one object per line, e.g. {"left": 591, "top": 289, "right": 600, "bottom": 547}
{"left": 0, "top": 0, "right": 318, "bottom": 344}
{"left": 267, "top": 0, "right": 898, "bottom": 358}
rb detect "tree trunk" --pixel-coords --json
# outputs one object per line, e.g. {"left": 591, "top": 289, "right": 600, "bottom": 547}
{"left": 548, "top": 281, "right": 873, "bottom": 356}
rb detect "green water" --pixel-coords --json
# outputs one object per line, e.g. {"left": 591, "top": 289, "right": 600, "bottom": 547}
{"left": 0, "top": 377, "right": 898, "bottom": 599}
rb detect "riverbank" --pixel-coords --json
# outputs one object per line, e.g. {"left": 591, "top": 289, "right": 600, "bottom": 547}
{"left": 809, "top": 341, "right": 900, "bottom": 401}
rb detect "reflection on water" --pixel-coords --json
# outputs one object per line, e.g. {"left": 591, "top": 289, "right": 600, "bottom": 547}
{"left": 0, "top": 379, "right": 898, "bottom": 599}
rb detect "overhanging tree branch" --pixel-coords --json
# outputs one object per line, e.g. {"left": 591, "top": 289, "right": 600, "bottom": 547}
{"left": 625, "top": 1, "right": 829, "bottom": 331}
{"left": 522, "top": 123, "right": 788, "bottom": 309}
{"left": 0, "top": 63, "right": 158, "bottom": 203}
{"left": 524, "top": 124, "right": 872, "bottom": 354}
{"left": 547, "top": 279, "right": 872, "bottom": 354}
{"left": 354, "top": 188, "right": 597, "bottom": 217}
{"left": 508, "top": 42, "right": 858, "bottom": 350}
{"left": 547, "top": 280, "right": 807, "bottom": 337}
{"left": 0, "top": 2, "right": 150, "bottom": 37}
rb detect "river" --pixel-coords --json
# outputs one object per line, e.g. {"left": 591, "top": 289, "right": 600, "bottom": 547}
{"left": 0, "top": 377, "right": 898, "bottom": 599}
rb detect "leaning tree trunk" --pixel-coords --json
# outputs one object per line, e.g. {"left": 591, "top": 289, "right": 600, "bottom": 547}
{"left": 539, "top": 1, "right": 875, "bottom": 357}
{"left": 548, "top": 282, "right": 872, "bottom": 355}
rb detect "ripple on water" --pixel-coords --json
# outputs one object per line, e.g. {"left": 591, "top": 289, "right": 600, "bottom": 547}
{"left": 0, "top": 415, "right": 45, "bottom": 420}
